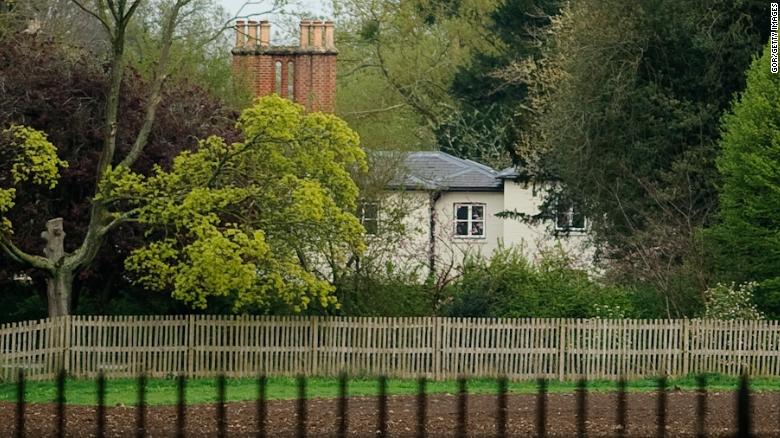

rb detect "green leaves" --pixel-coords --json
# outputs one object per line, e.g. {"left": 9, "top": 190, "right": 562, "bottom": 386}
{"left": 2, "top": 125, "right": 67, "bottom": 188}
{"left": 104, "top": 96, "right": 366, "bottom": 313}
{"left": 702, "top": 282, "right": 765, "bottom": 320}
{"left": 0, "top": 125, "right": 68, "bottom": 232}
{"left": 709, "top": 42, "right": 780, "bottom": 317}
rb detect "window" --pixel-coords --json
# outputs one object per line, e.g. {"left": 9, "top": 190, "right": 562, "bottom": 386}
{"left": 555, "top": 203, "right": 586, "bottom": 231}
{"left": 358, "top": 201, "right": 379, "bottom": 235}
{"left": 274, "top": 61, "right": 282, "bottom": 95}
{"left": 287, "top": 61, "right": 295, "bottom": 99}
{"left": 454, "top": 203, "right": 485, "bottom": 238}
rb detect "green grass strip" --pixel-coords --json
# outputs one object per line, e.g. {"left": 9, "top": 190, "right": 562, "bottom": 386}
{"left": 0, "top": 374, "right": 778, "bottom": 406}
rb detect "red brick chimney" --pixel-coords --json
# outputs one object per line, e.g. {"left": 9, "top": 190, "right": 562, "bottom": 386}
{"left": 232, "top": 20, "right": 337, "bottom": 113}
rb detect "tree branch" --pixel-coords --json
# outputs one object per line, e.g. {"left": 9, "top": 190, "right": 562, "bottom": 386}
{"left": 118, "top": 0, "right": 192, "bottom": 169}
{"left": 70, "top": 0, "right": 112, "bottom": 34}
{"left": 98, "top": 211, "right": 138, "bottom": 236}
{"left": 0, "top": 235, "right": 52, "bottom": 271}
{"left": 67, "top": 0, "right": 189, "bottom": 272}
{"left": 342, "top": 103, "right": 406, "bottom": 117}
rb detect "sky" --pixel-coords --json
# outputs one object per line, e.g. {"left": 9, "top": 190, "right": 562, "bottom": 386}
{"left": 219, "top": 0, "right": 331, "bottom": 20}
{"left": 218, "top": 0, "right": 332, "bottom": 43}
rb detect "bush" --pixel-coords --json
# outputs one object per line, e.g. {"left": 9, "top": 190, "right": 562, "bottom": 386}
{"left": 702, "top": 282, "right": 765, "bottom": 320}
{"left": 443, "top": 246, "right": 637, "bottom": 318}
{"left": 333, "top": 265, "right": 433, "bottom": 317}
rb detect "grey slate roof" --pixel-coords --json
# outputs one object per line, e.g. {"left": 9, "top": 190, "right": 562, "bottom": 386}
{"left": 496, "top": 166, "right": 521, "bottom": 179}
{"left": 388, "top": 151, "right": 503, "bottom": 191}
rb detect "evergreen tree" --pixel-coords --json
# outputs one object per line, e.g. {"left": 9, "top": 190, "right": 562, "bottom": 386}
{"left": 439, "top": 0, "right": 562, "bottom": 166}
{"left": 526, "top": 0, "right": 768, "bottom": 316}
{"left": 710, "top": 42, "right": 780, "bottom": 317}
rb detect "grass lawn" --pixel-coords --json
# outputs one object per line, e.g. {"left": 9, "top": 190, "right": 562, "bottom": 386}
{"left": 0, "top": 374, "right": 778, "bottom": 406}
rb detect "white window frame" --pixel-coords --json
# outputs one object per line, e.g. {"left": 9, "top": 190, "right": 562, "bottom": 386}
{"left": 555, "top": 204, "right": 587, "bottom": 232}
{"left": 453, "top": 203, "right": 486, "bottom": 239}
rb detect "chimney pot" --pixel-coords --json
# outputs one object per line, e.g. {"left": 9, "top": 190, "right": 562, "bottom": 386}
{"left": 299, "top": 20, "right": 311, "bottom": 48}
{"left": 311, "top": 20, "right": 323, "bottom": 48}
{"left": 235, "top": 20, "right": 246, "bottom": 47}
{"left": 259, "top": 20, "right": 271, "bottom": 47}
{"left": 247, "top": 20, "right": 258, "bottom": 46}
{"left": 324, "top": 21, "right": 335, "bottom": 48}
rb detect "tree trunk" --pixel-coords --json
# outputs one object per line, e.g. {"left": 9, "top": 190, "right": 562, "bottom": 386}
{"left": 42, "top": 218, "right": 72, "bottom": 317}
{"left": 46, "top": 268, "right": 73, "bottom": 317}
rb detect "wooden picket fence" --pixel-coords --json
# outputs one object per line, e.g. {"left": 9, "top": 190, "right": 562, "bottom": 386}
{"left": 1, "top": 316, "right": 779, "bottom": 382}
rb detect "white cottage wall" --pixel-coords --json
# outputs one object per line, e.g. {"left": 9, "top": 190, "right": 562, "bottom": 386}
{"left": 502, "top": 180, "right": 594, "bottom": 268}
{"left": 432, "top": 191, "right": 505, "bottom": 272}
{"left": 366, "top": 182, "right": 596, "bottom": 282}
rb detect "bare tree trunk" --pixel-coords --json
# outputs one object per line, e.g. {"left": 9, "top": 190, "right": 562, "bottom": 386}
{"left": 46, "top": 268, "right": 73, "bottom": 317}
{"left": 42, "top": 218, "right": 71, "bottom": 317}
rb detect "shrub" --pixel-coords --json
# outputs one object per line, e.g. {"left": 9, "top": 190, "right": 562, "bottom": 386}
{"left": 702, "top": 282, "right": 765, "bottom": 320}
{"left": 333, "top": 264, "right": 433, "bottom": 317}
{"left": 444, "top": 246, "right": 636, "bottom": 318}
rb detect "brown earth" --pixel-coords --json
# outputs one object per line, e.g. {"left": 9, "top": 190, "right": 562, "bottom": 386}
{"left": 1, "top": 391, "right": 780, "bottom": 437}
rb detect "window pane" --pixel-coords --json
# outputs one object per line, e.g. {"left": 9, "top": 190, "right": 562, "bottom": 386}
{"left": 572, "top": 210, "right": 586, "bottom": 229}
{"left": 472, "top": 205, "right": 484, "bottom": 220}
{"left": 274, "top": 61, "right": 282, "bottom": 95}
{"left": 456, "top": 222, "right": 468, "bottom": 236}
{"left": 556, "top": 210, "right": 569, "bottom": 229}
{"left": 456, "top": 205, "right": 469, "bottom": 220}
{"left": 471, "top": 221, "right": 484, "bottom": 236}
{"left": 287, "top": 61, "right": 295, "bottom": 99}
{"left": 365, "top": 203, "right": 378, "bottom": 220}
{"left": 364, "top": 220, "right": 378, "bottom": 235}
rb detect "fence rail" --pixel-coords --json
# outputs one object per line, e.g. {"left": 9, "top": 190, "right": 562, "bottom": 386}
{"left": 1, "top": 316, "right": 779, "bottom": 381}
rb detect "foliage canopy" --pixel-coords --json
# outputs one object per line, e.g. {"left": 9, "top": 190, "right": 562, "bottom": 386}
{"left": 709, "top": 42, "right": 780, "bottom": 317}
{"left": 521, "top": 0, "right": 768, "bottom": 316}
{"left": 103, "top": 96, "right": 367, "bottom": 312}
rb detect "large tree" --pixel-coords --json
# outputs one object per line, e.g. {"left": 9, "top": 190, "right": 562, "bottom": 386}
{"left": 522, "top": 0, "right": 768, "bottom": 316}
{"left": 1, "top": 0, "right": 357, "bottom": 317}
{"left": 0, "top": 25, "right": 242, "bottom": 317}
{"left": 0, "top": 0, "right": 194, "bottom": 317}
{"left": 709, "top": 42, "right": 780, "bottom": 317}
{"left": 333, "top": 0, "right": 498, "bottom": 153}
{"left": 108, "top": 96, "right": 366, "bottom": 312}
{"left": 439, "top": 0, "right": 562, "bottom": 167}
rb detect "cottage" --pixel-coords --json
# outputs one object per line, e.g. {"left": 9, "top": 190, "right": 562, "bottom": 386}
{"left": 232, "top": 20, "right": 593, "bottom": 276}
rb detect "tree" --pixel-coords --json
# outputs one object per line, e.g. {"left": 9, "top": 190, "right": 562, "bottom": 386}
{"left": 0, "top": 0, "right": 226, "bottom": 317}
{"left": 107, "top": 96, "right": 365, "bottom": 311}
{"left": 0, "top": 23, "right": 244, "bottom": 316}
{"left": 439, "top": 0, "right": 562, "bottom": 167}
{"left": 708, "top": 42, "right": 780, "bottom": 317}
{"left": 521, "top": 0, "right": 768, "bottom": 316}
{"left": 333, "top": 0, "right": 498, "bottom": 152}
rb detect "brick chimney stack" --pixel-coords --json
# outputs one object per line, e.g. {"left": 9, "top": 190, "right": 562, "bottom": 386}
{"left": 232, "top": 19, "right": 338, "bottom": 113}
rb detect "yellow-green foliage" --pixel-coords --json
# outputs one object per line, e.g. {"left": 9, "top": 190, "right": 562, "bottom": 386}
{"left": 101, "top": 96, "right": 367, "bottom": 312}
{"left": 0, "top": 125, "right": 68, "bottom": 231}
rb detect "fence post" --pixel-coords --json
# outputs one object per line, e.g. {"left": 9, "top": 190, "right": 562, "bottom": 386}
{"left": 681, "top": 319, "right": 689, "bottom": 376}
{"left": 310, "top": 316, "right": 319, "bottom": 375}
{"left": 186, "top": 315, "right": 194, "bottom": 376}
{"left": 62, "top": 316, "right": 71, "bottom": 375}
{"left": 433, "top": 317, "right": 441, "bottom": 380}
{"left": 557, "top": 319, "right": 566, "bottom": 381}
